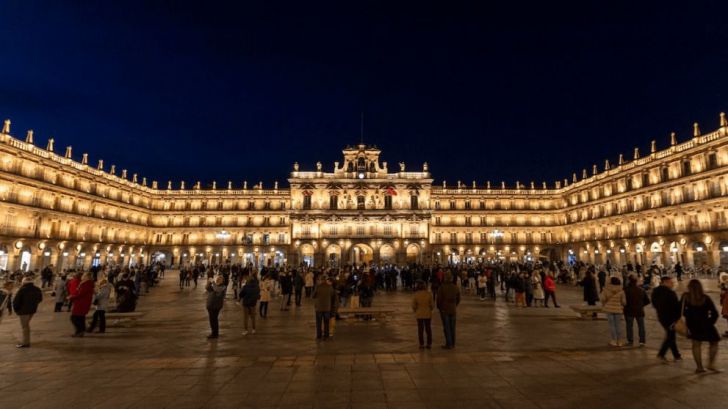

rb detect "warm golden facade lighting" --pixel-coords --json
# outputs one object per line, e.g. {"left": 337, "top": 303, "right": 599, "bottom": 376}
{"left": 0, "top": 116, "right": 727, "bottom": 271}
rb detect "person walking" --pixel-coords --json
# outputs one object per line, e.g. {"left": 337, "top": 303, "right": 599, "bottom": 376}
{"left": 601, "top": 276, "right": 625, "bottom": 347}
{"left": 436, "top": 272, "right": 460, "bottom": 349}
{"left": 279, "top": 272, "right": 292, "bottom": 311}
{"left": 240, "top": 276, "right": 260, "bottom": 335}
{"left": 651, "top": 276, "right": 682, "bottom": 362}
{"left": 53, "top": 275, "right": 67, "bottom": 312}
{"left": 579, "top": 270, "right": 599, "bottom": 318}
{"left": 719, "top": 272, "right": 728, "bottom": 338}
{"left": 66, "top": 272, "right": 81, "bottom": 312}
{"left": 622, "top": 275, "right": 649, "bottom": 346}
{"left": 259, "top": 275, "right": 272, "bottom": 319}
{"left": 87, "top": 277, "right": 111, "bottom": 333}
{"left": 543, "top": 273, "right": 560, "bottom": 308}
{"left": 69, "top": 273, "right": 94, "bottom": 337}
{"left": 205, "top": 275, "right": 226, "bottom": 339}
{"left": 312, "top": 275, "right": 337, "bottom": 340}
{"left": 412, "top": 280, "right": 434, "bottom": 349}
{"left": 12, "top": 276, "right": 42, "bottom": 348}
{"left": 681, "top": 279, "right": 721, "bottom": 373}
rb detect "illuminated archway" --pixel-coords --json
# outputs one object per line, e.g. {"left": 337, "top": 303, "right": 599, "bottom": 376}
{"left": 351, "top": 243, "right": 374, "bottom": 266}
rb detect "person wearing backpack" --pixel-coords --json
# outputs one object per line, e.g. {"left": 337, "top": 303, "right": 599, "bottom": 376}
{"left": 240, "top": 275, "right": 260, "bottom": 335}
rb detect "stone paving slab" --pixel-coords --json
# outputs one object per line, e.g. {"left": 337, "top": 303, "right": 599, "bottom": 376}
{"left": 0, "top": 274, "right": 726, "bottom": 409}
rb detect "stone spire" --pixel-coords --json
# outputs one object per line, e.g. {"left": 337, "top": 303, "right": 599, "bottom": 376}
{"left": 2, "top": 119, "right": 10, "bottom": 134}
{"left": 572, "top": 173, "right": 577, "bottom": 183}
{"left": 633, "top": 147, "right": 640, "bottom": 160}
{"left": 227, "top": 181, "right": 232, "bottom": 190}
{"left": 604, "top": 159, "right": 610, "bottom": 171}
{"left": 142, "top": 177, "right": 147, "bottom": 186}
{"left": 486, "top": 181, "right": 491, "bottom": 189}
{"left": 121, "top": 169, "right": 127, "bottom": 179}
{"left": 181, "top": 181, "right": 186, "bottom": 190}
{"left": 721, "top": 112, "right": 727, "bottom": 127}
{"left": 618, "top": 153, "right": 624, "bottom": 165}
{"left": 670, "top": 132, "right": 676, "bottom": 146}
{"left": 152, "top": 180, "right": 157, "bottom": 189}
{"left": 64, "top": 146, "right": 73, "bottom": 158}
{"left": 194, "top": 181, "right": 200, "bottom": 190}
{"left": 97, "top": 159, "right": 104, "bottom": 170}
{"left": 46, "top": 138, "right": 54, "bottom": 152}
{"left": 167, "top": 181, "right": 172, "bottom": 190}
{"left": 530, "top": 181, "right": 535, "bottom": 189}
{"left": 275, "top": 181, "right": 279, "bottom": 190}
{"left": 472, "top": 181, "right": 476, "bottom": 189}
{"left": 542, "top": 181, "right": 547, "bottom": 189}
{"left": 592, "top": 164, "right": 597, "bottom": 175}
{"left": 243, "top": 181, "right": 248, "bottom": 189}
{"left": 650, "top": 140, "right": 656, "bottom": 153}
{"left": 110, "top": 165, "right": 116, "bottom": 175}
{"left": 501, "top": 181, "right": 505, "bottom": 189}
{"left": 25, "top": 130, "right": 33, "bottom": 144}
{"left": 582, "top": 169, "right": 587, "bottom": 179}
{"left": 212, "top": 181, "right": 216, "bottom": 190}
{"left": 693, "top": 122, "right": 700, "bottom": 137}
{"left": 81, "top": 153, "right": 88, "bottom": 165}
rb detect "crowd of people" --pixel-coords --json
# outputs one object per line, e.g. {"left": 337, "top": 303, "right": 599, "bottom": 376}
{"left": 1, "top": 258, "right": 727, "bottom": 374}
{"left": 0, "top": 263, "right": 165, "bottom": 347}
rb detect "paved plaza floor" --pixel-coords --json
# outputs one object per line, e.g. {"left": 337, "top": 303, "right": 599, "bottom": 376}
{"left": 0, "top": 274, "right": 726, "bottom": 409}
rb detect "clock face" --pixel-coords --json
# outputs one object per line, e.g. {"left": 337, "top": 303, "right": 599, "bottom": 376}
{"left": 358, "top": 172, "right": 365, "bottom": 179}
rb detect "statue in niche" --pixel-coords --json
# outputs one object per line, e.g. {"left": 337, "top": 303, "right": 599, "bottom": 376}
{"left": 316, "top": 161, "right": 322, "bottom": 171}
{"left": 399, "top": 162, "right": 405, "bottom": 172}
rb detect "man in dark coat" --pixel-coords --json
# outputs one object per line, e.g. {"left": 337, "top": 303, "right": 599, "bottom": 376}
{"left": 239, "top": 276, "right": 260, "bottom": 335}
{"left": 12, "top": 276, "right": 43, "bottom": 348}
{"left": 651, "top": 276, "right": 682, "bottom": 361}
{"left": 436, "top": 272, "right": 461, "bottom": 349}
{"left": 312, "top": 276, "right": 337, "bottom": 340}
{"left": 293, "top": 271, "right": 305, "bottom": 307}
{"left": 623, "top": 275, "right": 650, "bottom": 346}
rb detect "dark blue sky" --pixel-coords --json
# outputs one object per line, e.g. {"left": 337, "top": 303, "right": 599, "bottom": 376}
{"left": 1, "top": 1, "right": 727, "bottom": 187}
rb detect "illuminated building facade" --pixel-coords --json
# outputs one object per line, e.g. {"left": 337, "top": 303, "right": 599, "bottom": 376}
{"left": 1, "top": 114, "right": 727, "bottom": 272}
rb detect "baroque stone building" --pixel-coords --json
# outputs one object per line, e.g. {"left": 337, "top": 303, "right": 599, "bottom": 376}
{"left": 1, "top": 115, "right": 727, "bottom": 272}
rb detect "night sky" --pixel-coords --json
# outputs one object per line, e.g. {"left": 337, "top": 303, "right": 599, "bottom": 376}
{"left": 1, "top": 1, "right": 727, "bottom": 188}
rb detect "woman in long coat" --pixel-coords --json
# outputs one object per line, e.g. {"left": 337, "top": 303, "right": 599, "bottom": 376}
{"left": 682, "top": 279, "right": 721, "bottom": 373}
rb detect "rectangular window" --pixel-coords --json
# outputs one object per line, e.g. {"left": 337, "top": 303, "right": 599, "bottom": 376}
{"left": 384, "top": 195, "right": 393, "bottom": 209}
{"left": 435, "top": 201, "right": 441, "bottom": 210}
{"left": 435, "top": 233, "right": 442, "bottom": 243}
{"left": 661, "top": 167, "right": 669, "bottom": 182}
{"left": 248, "top": 201, "right": 255, "bottom": 210}
{"left": 479, "top": 201, "right": 485, "bottom": 209}
{"left": 465, "top": 233, "right": 473, "bottom": 243}
{"left": 683, "top": 161, "right": 692, "bottom": 176}
{"left": 330, "top": 225, "right": 337, "bottom": 236}
{"left": 480, "top": 232, "right": 487, "bottom": 242}
{"left": 383, "top": 225, "right": 392, "bottom": 236}
{"left": 356, "top": 225, "right": 365, "bottom": 235}
{"left": 708, "top": 152, "right": 718, "bottom": 170}
{"left": 330, "top": 195, "right": 338, "bottom": 210}
{"left": 303, "top": 195, "right": 312, "bottom": 210}
{"left": 278, "top": 233, "right": 285, "bottom": 243}
{"left": 465, "top": 216, "right": 471, "bottom": 226}
{"left": 449, "top": 200, "right": 456, "bottom": 209}
{"left": 263, "top": 234, "right": 270, "bottom": 245}
{"left": 357, "top": 196, "right": 365, "bottom": 210}
{"left": 435, "top": 216, "right": 441, "bottom": 225}
{"left": 410, "top": 195, "right": 418, "bottom": 209}
{"left": 450, "top": 232, "right": 457, "bottom": 243}
{"left": 464, "top": 200, "right": 471, "bottom": 210}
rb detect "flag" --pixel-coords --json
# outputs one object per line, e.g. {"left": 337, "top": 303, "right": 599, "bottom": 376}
{"left": 385, "top": 186, "right": 397, "bottom": 196}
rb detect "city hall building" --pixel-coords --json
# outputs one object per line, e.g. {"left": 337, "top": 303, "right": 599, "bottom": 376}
{"left": 1, "top": 114, "right": 727, "bottom": 272}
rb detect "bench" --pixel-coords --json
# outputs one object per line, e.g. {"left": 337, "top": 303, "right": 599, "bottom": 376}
{"left": 86, "top": 311, "right": 146, "bottom": 326}
{"left": 569, "top": 305, "right": 603, "bottom": 319}
{"left": 337, "top": 307, "right": 395, "bottom": 320}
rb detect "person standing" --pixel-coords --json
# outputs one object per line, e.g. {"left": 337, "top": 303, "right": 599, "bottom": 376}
{"left": 532, "top": 273, "right": 545, "bottom": 307}
{"left": 293, "top": 270, "right": 304, "bottom": 307}
{"left": 0, "top": 282, "right": 13, "bottom": 320}
{"left": 719, "top": 272, "right": 728, "bottom": 338}
{"left": 622, "top": 275, "right": 649, "bottom": 346}
{"left": 12, "top": 276, "right": 42, "bottom": 348}
{"left": 240, "top": 276, "right": 260, "bottom": 335}
{"left": 40, "top": 265, "right": 54, "bottom": 289}
{"left": 66, "top": 272, "right": 81, "bottom": 312}
{"left": 87, "top": 277, "right": 111, "bottom": 333}
{"left": 205, "top": 275, "right": 226, "bottom": 339}
{"left": 579, "top": 270, "right": 599, "bottom": 318}
{"left": 651, "top": 276, "right": 682, "bottom": 362}
{"left": 53, "top": 275, "right": 67, "bottom": 312}
{"left": 600, "top": 276, "right": 625, "bottom": 347}
{"left": 259, "top": 275, "right": 272, "bottom": 319}
{"left": 681, "top": 279, "right": 721, "bottom": 373}
{"left": 412, "top": 280, "right": 434, "bottom": 349}
{"left": 304, "top": 270, "right": 314, "bottom": 298}
{"left": 279, "top": 272, "right": 292, "bottom": 311}
{"left": 436, "top": 272, "right": 460, "bottom": 349}
{"left": 69, "top": 273, "right": 94, "bottom": 337}
{"left": 312, "top": 275, "right": 337, "bottom": 340}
